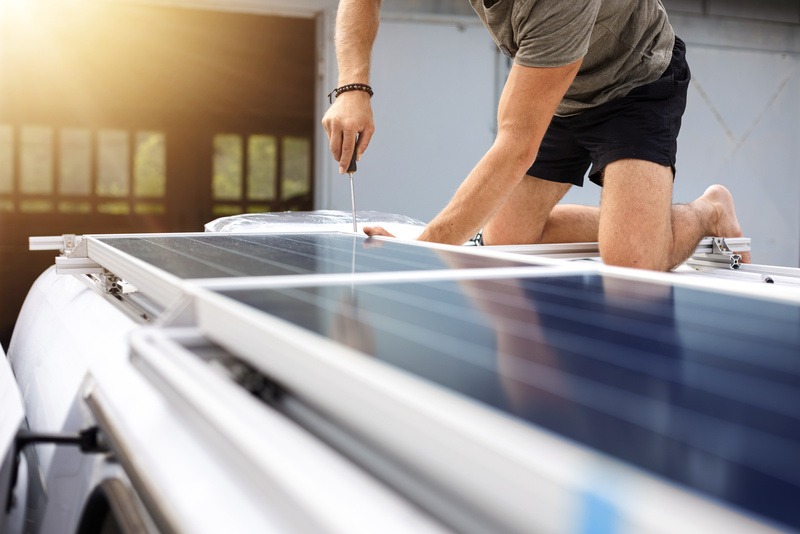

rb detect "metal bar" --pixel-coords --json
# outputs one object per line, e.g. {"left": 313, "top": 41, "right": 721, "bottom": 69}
{"left": 83, "top": 384, "right": 183, "bottom": 534}
{"left": 55, "top": 256, "right": 103, "bottom": 275}
{"left": 733, "top": 262, "right": 800, "bottom": 279}
{"left": 29, "top": 235, "right": 68, "bottom": 251}
{"left": 98, "top": 479, "right": 158, "bottom": 534}
{"left": 487, "top": 237, "right": 751, "bottom": 259}
{"left": 129, "top": 328, "right": 449, "bottom": 534}
{"left": 280, "top": 395, "right": 500, "bottom": 534}
{"left": 487, "top": 242, "right": 601, "bottom": 257}
{"left": 687, "top": 259, "right": 800, "bottom": 283}
{"left": 83, "top": 349, "right": 332, "bottom": 533}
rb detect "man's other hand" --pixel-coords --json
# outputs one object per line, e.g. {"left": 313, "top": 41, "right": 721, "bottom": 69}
{"left": 363, "top": 226, "right": 395, "bottom": 238}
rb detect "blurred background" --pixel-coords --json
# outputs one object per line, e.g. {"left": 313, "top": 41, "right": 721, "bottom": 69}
{"left": 1, "top": 0, "right": 798, "bottom": 347}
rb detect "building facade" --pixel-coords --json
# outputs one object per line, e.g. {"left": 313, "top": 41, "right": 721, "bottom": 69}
{"left": 1, "top": 0, "right": 798, "bottom": 345}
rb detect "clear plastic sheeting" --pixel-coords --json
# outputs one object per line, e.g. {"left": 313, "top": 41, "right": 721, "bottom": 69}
{"left": 204, "top": 210, "right": 427, "bottom": 240}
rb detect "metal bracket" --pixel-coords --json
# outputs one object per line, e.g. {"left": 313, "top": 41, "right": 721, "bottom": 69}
{"left": 100, "top": 272, "right": 124, "bottom": 295}
{"left": 31, "top": 234, "right": 105, "bottom": 274}
{"left": 687, "top": 237, "right": 749, "bottom": 270}
{"left": 95, "top": 272, "right": 138, "bottom": 295}
{"left": 711, "top": 237, "right": 742, "bottom": 270}
{"left": 29, "top": 234, "right": 84, "bottom": 254}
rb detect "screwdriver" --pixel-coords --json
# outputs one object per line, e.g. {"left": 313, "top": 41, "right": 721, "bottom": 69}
{"left": 346, "top": 140, "right": 358, "bottom": 233}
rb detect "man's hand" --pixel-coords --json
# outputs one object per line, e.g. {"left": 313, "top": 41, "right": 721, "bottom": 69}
{"left": 322, "top": 91, "right": 375, "bottom": 174}
{"left": 363, "top": 225, "right": 395, "bottom": 238}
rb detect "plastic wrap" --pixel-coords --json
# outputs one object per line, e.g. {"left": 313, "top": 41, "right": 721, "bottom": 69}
{"left": 204, "top": 210, "right": 427, "bottom": 240}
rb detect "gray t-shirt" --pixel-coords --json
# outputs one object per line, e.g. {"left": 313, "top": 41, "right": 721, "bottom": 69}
{"left": 470, "top": 0, "right": 675, "bottom": 116}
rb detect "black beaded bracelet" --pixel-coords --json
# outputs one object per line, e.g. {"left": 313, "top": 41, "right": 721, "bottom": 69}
{"left": 327, "top": 83, "right": 374, "bottom": 104}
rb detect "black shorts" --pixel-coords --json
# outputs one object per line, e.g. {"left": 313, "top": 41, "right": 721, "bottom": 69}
{"left": 527, "top": 36, "right": 690, "bottom": 187}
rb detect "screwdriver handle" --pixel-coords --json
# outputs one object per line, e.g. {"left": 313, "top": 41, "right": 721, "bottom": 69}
{"left": 347, "top": 135, "right": 359, "bottom": 173}
{"left": 347, "top": 153, "right": 357, "bottom": 173}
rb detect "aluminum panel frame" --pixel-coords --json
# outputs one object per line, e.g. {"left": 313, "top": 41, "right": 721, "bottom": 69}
{"left": 80, "top": 231, "right": 573, "bottom": 308}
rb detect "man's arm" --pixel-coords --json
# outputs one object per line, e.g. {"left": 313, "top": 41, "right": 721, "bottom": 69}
{"left": 414, "top": 59, "right": 582, "bottom": 245}
{"left": 321, "top": 0, "right": 381, "bottom": 174}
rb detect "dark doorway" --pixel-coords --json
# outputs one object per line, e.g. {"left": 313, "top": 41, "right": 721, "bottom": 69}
{"left": 0, "top": 3, "right": 316, "bottom": 347}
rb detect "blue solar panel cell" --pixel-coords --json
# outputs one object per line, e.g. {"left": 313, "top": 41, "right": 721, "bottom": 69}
{"left": 216, "top": 273, "right": 800, "bottom": 530}
{"left": 95, "top": 233, "right": 531, "bottom": 278}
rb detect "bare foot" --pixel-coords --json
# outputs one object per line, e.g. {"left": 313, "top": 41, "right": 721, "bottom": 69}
{"left": 701, "top": 185, "right": 751, "bottom": 263}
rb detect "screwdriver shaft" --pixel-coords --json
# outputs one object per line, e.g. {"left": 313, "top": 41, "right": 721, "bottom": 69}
{"left": 348, "top": 172, "right": 357, "bottom": 233}
{"left": 346, "top": 136, "right": 359, "bottom": 234}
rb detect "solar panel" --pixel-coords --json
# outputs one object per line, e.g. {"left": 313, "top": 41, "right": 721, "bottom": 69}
{"left": 75, "top": 231, "right": 800, "bottom": 531}
{"left": 211, "top": 273, "right": 800, "bottom": 530}
{"left": 92, "top": 233, "right": 534, "bottom": 279}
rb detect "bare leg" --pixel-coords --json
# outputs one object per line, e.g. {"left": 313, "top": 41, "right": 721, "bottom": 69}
{"left": 483, "top": 177, "right": 600, "bottom": 245}
{"left": 482, "top": 165, "right": 747, "bottom": 271}
{"left": 600, "top": 159, "right": 747, "bottom": 271}
{"left": 540, "top": 204, "right": 599, "bottom": 243}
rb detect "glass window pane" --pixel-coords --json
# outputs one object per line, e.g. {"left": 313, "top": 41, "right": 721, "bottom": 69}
{"left": 213, "top": 134, "right": 242, "bottom": 201}
{"left": 281, "top": 136, "right": 310, "bottom": 200}
{"left": 212, "top": 204, "right": 242, "bottom": 217}
{"left": 247, "top": 135, "right": 276, "bottom": 201}
{"left": 97, "top": 201, "right": 130, "bottom": 214}
{"left": 134, "top": 202, "right": 165, "bottom": 215}
{"left": 20, "top": 126, "right": 53, "bottom": 194}
{"left": 20, "top": 200, "right": 53, "bottom": 213}
{"left": 135, "top": 131, "right": 166, "bottom": 197}
{"left": 59, "top": 128, "right": 91, "bottom": 196}
{"left": 0, "top": 125, "right": 12, "bottom": 194}
{"left": 97, "top": 130, "right": 130, "bottom": 197}
{"left": 58, "top": 201, "right": 92, "bottom": 214}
